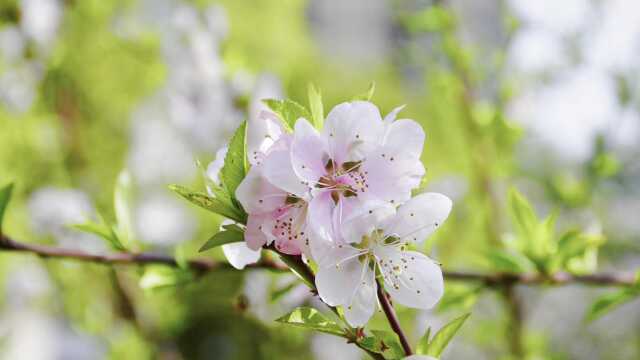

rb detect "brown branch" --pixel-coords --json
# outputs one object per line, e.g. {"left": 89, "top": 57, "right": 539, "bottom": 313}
{"left": 1, "top": 234, "right": 635, "bottom": 287}
{"left": 0, "top": 234, "right": 286, "bottom": 273}
{"left": 1, "top": 234, "right": 636, "bottom": 287}
{"left": 444, "top": 270, "right": 637, "bottom": 287}
{"left": 376, "top": 279, "right": 413, "bottom": 356}
{"left": 503, "top": 284, "right": 524, "bottom": 357}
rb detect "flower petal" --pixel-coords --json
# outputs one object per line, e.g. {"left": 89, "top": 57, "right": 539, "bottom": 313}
{"left": 383, "top": 192, "right": 452, "bottom": 244}
{"left": 381, "top": 119, "right": 425, "bottom": 160}
{"left": 235, "top": 165, "right": 287, "bottom": 214}
{"left": 360, "top": 154, "right": 425, "bottom": 205}
{"left": 291, "top": 118, "right": 328, "bottom": 185}
{"left": 343, "top": 264, "right": 377, "bottom": 327}
{"left": 322, "top": 101, "right": 384, "bottom": 165}
{"left": 247, "top": 110, "right": 284, "bottom": 165}
{"left": 382, "top": 104, "right": 406, "bottom": 124}
{"left": 340, "top": 199, "right": 395, "bottom": 244}
{"left": 315, "top": 255, "right": 365, "bottom": 307}
{"left": 307, "top": 191, "right": 336, "bottom": 244}
{"left": 206, "top": 146, "right": 228, "bottom": 186}
{"left": 262, "top": 149, "right": 308, "bottom": 197}
{"left": 222, "top": 242, "right": 262, "bottom": 270}
{"left": 376, "top": 247, "right": 444, "bottom": 309}
{"left": 245, "top": 213, "right": 269, "bottom": 250}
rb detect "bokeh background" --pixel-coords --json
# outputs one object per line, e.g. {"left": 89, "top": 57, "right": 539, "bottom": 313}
{"left": 1, "top": 0, "right": 639, "bottom": 359}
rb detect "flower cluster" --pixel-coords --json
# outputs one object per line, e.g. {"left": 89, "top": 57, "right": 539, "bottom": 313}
{"left": 210, "top": 101, "right": 452, "bottom": 326}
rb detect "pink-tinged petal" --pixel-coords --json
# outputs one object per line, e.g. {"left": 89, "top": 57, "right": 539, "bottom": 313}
{"left": 291, "top": 118, "right": 328, "bottom": 185}
{"left": 382, "top": 104, "right": 406, "bottom": 124}
{"left": 262, "top": 149, "right": 308, "bottom": 197}
{"left": 322, "top": 101, "right": 384, "bottom": 165}
{"left": 381, "top": 119, "right": 425, "bottom": 160}
{"left": 269, "top": 204, "right": 308, "bottom": 255}
{"left": 307, "top": 191, "right": 336, "bottom": 243}
{"left": 343, "top": 264, "right": 377, "bottom": 327}
{"left": 235, "top": 165, "right": 287, "bottom": 214}
{"left": 245, "top": 213, "right": 269, "bottom": 250}
{"left": 360, "top": 154, "right": 425, "bottom": 205}
{"left": 375, "top": 246, "right": 444, "bottom": 309}
{"left": 315, "top": 255, "right": 365, "bottom": 306}
{"left": 382, "top": 192, "right": 452, "bottom": 244}
{"left": 222, "top": 242, "right": 261, "bottom": 270}
{"left": 247, "top": 110, "right": 284, "bottom": 165}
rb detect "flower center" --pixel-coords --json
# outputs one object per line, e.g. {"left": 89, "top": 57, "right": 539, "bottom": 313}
{"left": 316, "top": 159, "right": 368, "bottom": 204}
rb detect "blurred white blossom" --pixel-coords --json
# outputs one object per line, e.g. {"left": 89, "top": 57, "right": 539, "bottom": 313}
{"left": 134, "top": 193, "right": 195, "bottom": 246}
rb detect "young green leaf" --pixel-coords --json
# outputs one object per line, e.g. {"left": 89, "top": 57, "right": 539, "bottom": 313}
{"left": 114, "top": 170, "right": 134, "bottom": 248}
{"left": 358, "top": 330, "right": 405, "bottom": 359}
{"left": 72, "top": 214, "right": 126, "bottom": 251}
{"left": 425, "top": 313, "right": 470, "bottom": 357}
{"left": 198, "top": 228, "right": 244, "bottom": 252}
{"left": 585, "top": 287, "right": 640, "bottom": 322}
{"left": 277, "top": 253, "right": 314, "bottom": 288}
{"left": 416, "top": 327, "right": 432, "bottom": 355}
{"left": 0, "top": 182, "right": 14, "bottom": 234}
{"left": 221, "top": 121, "right": 247, "bottom": 197}
{"left": 174, "top": 243, "right": 188, "bottom": 269}
{"left": 508, "top": 188, "right": 538, "bottom": 238}
{"left": 352, "top": 82, "right": 376, "bottom": 101}
{"left": 308, "top": 83, "right": 324, "bottom": 129}
{"left": 275, "top": 307, "right": 345, "bottom": 336}
{"left": 169, "top": 184, "right": 247, "bottom": 224}
{"left": 139, "top": 266, "right": 193, "bottom": 290}
{"left": 270, "top": 281, "right": 298, "bottom": 302}
{"left": 484, "top": 249, "right": 536, "bottom": 273}
{"left": 262, "top": 99, "right": 312, "bottom": 131}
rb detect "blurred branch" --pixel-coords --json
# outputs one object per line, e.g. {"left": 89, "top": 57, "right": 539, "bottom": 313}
{"left": 445, "top": 270, "right": 636, "bottom": 287}
{"left": 376, "top": 279, "right": 413, "bottom": 356}
{"left": 503, "top": 284, "right": 524, "bottom": 358}
{"left": 0, "top": 235, "right": 635, "bottom": 286}
{"left": 0, "top": 233, "right": 286, "bottom": 273}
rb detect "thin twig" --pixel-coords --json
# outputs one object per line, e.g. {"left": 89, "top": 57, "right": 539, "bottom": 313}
{"left": 0, "top": 234, "right": 285, "bottom": 273}
{"left": 1, "top": 235, "right": 636, "bottom": 287}
{"left": 503, "top": 284, "right": 524, "bottom": 357}
{"left": 376, "top": 279, "right": 413, "bottom": 356}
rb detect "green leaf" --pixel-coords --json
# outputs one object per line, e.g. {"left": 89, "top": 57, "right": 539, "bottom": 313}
{"left": 199, "top": 228, "right": 244, "bottom": 252}
{"left": 308, "top": 84, "right": 324, "bottom": 129}
{"left": 425, "top": 313, "right": 470, "bottom": 357}
{"left": 403, "top": 6, "right": 456, "bottom": 33}
{"left": 114, "top": 170, "right": 134, "bottom": 248}
{"left": 72, "top": 214, "right": 126, "bottom": 251}
{"left": 416, "top": 327, "right": 432, "bottom": 355}
{"left": 358, "top": 330, "right": 405, "bottom": 359}
{"left": 270, "top": 282, "right": 298, "bottom": 302}
{"left": 437, "top": 284, "right": 482, "bottom": 312}
{"left": 0, "top": 182, "right": 14, "bottom": 234}
{"left": 585, "top": 288, "right": 640, "bottom": 322}
{"left": 484, "top": 249, "right": 536, "bottom": 273}
{"left": 139, "top": 266, "right": 193, "bottom": 290}
{"left": 275, "top": 307, "right": 345, "bottom": 336}
{"left": 174, "top": 243, "right": 188, "bottom": 269}
{"left": 262, "top": 99, "right": 312, "bottom": 131}
{"left": 169, "top": 184, "right": 247, "bottom": 224}
{"left": 277, "top": 253, "right": 314, "bottom": 288}
{"left": 352, "top": 82, "right": 376, "bottom": 101}
{"left": 221, "top": 121, "right": 247, "bottom": 197}
{"left": 508, "top": 188, "right": 538, "bottom": 238}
